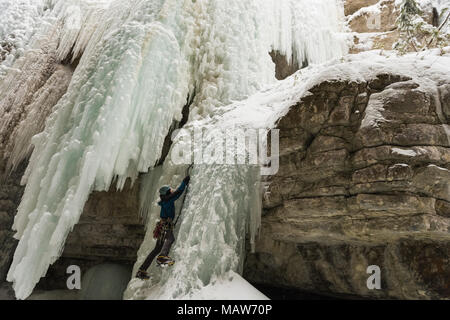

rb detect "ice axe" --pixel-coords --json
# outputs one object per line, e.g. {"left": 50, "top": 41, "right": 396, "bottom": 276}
{"left": 174, "top": 164, "right": 193, "bottom": 227}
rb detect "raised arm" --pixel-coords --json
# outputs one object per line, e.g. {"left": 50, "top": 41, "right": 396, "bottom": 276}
{"left": 167, "top": 176, "right": 190, "bottom": 202}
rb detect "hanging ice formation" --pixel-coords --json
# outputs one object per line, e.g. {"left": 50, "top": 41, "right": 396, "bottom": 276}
{"left": 4, "top": 0, "right": 348, "bottom": 299}
{"left": 0, "top": 0, "right": 112, "bottom": 171}
{"left": 0, "top": 0, "right": 50, "bottom": 78}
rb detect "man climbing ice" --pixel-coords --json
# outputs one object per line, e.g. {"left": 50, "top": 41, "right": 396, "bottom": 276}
{"left": 136, "top": 175, "right": 191, "bottom": 280}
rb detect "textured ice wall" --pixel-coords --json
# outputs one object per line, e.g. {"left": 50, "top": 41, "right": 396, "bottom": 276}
{"left": 0, "top": 0, "right": 112, "bottom": 171}
{"left": 0, "top": 0, "right": 50, "bottom": 77}
{"left": 4, "top": 65, "right": 73, "bottom": 172}
{"left": 6, "top": 0, "right": 348, "bottom": 299}
{"left": 0, "top": 0, "right": 112, "bottom": 73}
{"left": 270, "top": 0, "right": 348, "bottom": 64}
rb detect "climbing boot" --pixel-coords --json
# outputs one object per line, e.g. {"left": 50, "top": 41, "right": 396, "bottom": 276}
{"left": 156, "top": 255, "right": 175, "bottom": 267}
{"left": 136, "top": 269, "right": 150, "bottom": 280}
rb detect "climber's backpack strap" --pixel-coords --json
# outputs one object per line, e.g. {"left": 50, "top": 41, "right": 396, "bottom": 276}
{"left": 153, "top": 219, "right": 174, "bottom": 239}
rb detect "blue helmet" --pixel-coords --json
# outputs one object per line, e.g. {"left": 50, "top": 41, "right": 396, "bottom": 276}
{"left": 159, "top": 185, "right": 171, "bottom": 195}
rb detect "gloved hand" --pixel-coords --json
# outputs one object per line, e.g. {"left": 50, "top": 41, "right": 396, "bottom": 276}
{"left": 183, "top": 175, "right": 191, "bottom": 185}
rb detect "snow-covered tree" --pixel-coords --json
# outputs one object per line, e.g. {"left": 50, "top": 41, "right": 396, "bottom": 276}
{"left": 394, "top": 0, "right": 450, "bottom": 54}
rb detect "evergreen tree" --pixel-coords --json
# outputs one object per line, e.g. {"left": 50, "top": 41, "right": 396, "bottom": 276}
{"left": 394, "top": 0, "right": 450, "bottom": 54}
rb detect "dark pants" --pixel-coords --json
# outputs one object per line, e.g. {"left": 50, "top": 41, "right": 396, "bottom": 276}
{"left": 160, "top": 228, "right": 175, "bottom": 256}
{"left": 139, "top": 226, "right": 175, "bottom": 271}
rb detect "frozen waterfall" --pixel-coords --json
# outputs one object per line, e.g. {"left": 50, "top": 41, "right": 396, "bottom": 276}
{"left": 3, "top": 0, "right": 348, "bottom": 299}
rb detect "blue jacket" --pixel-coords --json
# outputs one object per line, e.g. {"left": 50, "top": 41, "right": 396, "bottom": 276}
{"left": 158, "top": 181, "right": 187, "bottom": 220}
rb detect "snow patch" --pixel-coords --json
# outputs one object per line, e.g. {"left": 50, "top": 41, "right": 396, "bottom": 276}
{"left": 427, "top": 164, "right": 450, "bottom": 172}
{"left": 392, "top": 148, "right": 417, "bottom": 157}
{"left": 182, "top": 271, "right": 268, "bottom": 300}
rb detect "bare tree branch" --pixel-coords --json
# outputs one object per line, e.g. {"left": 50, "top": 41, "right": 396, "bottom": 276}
{"left": 427, "top": 11, "right": 450, "bottom": 48}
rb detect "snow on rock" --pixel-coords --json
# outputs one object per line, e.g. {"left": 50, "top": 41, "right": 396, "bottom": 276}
{"left": 391, "top": 148, "right": 418, "bottom": 157}
{"left": 427, "top": 164, "right": 450, "bottom": 172}
{"left": 347, "top": 0, "right": 384, "bottom": 20}
{"left": 200, "top": 48, "right": 450, "bottom": 135}
{"left": 188, "top": 271, "right": 268, "bottom": 300}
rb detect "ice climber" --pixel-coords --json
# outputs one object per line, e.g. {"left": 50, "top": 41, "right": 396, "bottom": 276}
{"left": 136, "top": 175, "right": 191, "bottom": 280}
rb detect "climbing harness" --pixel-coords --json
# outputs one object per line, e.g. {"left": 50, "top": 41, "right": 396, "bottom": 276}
{"left": 153, "top": 219, "right": 173, "bottom": 239}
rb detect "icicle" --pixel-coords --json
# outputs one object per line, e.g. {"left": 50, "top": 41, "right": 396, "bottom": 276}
{"left": 271, "top": 0, "right": 348, "bottom": 66}
{"left": 51, "top": 0, "right": 113, "bottom": 62}
{"left": 4, "top": 65, "right": 73, "bottom": 172}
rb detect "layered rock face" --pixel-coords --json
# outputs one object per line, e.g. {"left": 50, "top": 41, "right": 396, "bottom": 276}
{"left": 62, "top": 180, "right": 145, "bottom": 262}
{"left": 245, "top": 73, "right": 450, "bottom": 299}
{"left": 0, "top": 160, "right": 23, "bottom": 295}
{"left": 270, "top": 51, "right": 301, "bottom": 80}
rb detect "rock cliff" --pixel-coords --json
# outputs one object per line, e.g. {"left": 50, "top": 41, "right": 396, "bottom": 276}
{"left": 245, "top": 65, "right": 450, "bottom": 299}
